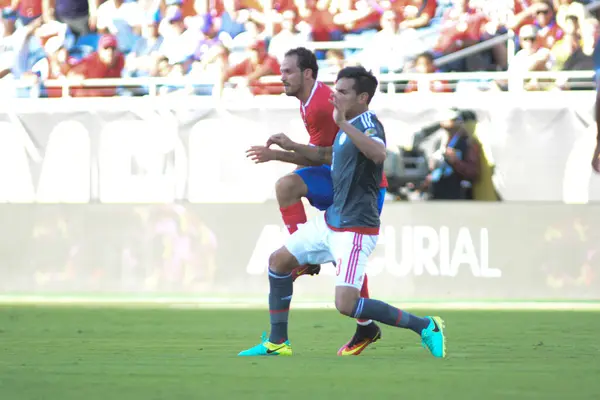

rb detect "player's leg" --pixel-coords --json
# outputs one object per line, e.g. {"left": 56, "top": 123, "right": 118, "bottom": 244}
{"left": 338, "top": 188, "right": 387, "bottom": 355}
{"left": 238, "top": 216, "right": 332, "bottom": 357}
{"left": 278, "top": 166, "right": 333, "bottom": 280}
{"left": 275, "top": 171, "right": 317, "bottom": 280}
{"left": 331, "top": 231, "right": 447, "bottom": 358}
{"left": 238, "top": 246, "right": 297, "bottom": 357}
{"left": 275, "top": 173, "right": 309, "bottom": 235}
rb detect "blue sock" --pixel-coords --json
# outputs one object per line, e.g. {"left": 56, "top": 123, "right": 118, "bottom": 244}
{"left": 268, "top": 269, "right": 293, "bottom": 344}
{"left": 351, "top": 298, "right": 430, "bottom": 335}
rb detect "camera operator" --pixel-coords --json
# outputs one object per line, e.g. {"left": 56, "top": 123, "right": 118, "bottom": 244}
{"left": 424, "top": 110, "right": 481, "bottom": 200}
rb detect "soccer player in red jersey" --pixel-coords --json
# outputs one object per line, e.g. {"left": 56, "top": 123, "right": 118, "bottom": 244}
{"left": 246, "top": 47, "right": 387, "bottom": 355}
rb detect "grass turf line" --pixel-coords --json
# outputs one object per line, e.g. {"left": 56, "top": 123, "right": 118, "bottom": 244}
{"left": 0, "top": 307, "right": 598, "bottom": 400}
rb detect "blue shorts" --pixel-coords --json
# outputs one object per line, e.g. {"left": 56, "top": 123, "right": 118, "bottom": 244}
{"left": 294, "top": 165, "right": 386, "bottom": 214}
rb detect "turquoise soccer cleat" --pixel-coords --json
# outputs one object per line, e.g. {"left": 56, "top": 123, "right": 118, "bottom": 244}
{"left": 421, "top": 316, "right": 447, "bottom": 358}
{"left": 238, "top": 333, "right": 293, "bottom": 357}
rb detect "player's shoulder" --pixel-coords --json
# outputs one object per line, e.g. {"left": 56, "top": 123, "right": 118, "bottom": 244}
{"left": 314, "top": 82, "right": 333, "bottom": 100}
{"left": 306, "top": 82, "right": 333, "bottom": 114}
{"left": 354, "top": 111, "right": 382, "bottom": 129}
{"left": 358, "top": 111, "right": 385, "bottom": 141}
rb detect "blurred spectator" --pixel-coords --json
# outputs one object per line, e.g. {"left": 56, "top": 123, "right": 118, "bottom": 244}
{"left": 159, "top": 7, "right": 203, "bottom": 65}
{"left": 382, "top": 0, "right": 439, "bottom": 68}
{"left": 96, "top": 0, "right": 145, "bottom": 53}
{"left": 359, "top": 10, "right": 403, "bottom": 73}
{"left": 555, "top": 0, "right": 591, "bottom": 33}
{"left": 46, "top": 0, "right": 99, "bottom": 37}
{"left": 268, "top": 9, "right": 309, "bottom": 63}
{"left": 532, "top": 0, "right": 563, "bottom": 49}
{"left": 164, "top": 0, "right": 196, "bottom": 19}
{"left": 293, "top": 0, "right": 337, "bottom": 44}
{"left": 561, "top": 32, "right": 593, "bottom": 70}
{"left": 32, "top": 34, "right": 69, "bottom": 78}
{"left": 398, "top": 0, "right": 437, "bottom": 30}
{"left": 319, "top": 48, "right": 347, "bottom": 74}
{"left": 0, "top": 15, "right": 42, "bottom": 81}
{"left": 509, "top": 0, "right": 536, "bottom": 32}
{"left": 31, "top": 35, "right": 73, "bottom": 96}
{"left": 404, "top": 51, "right": 451, "bottom": 93}
{"left": 125, "top": 16, "right": 163, "bottom": 77}
{"left": 184, "top": 0, "right": 213, "bottom": 35}
{"left": 554, "top": 32, "right": 593, "bottom": 89}
{"left": 1, "top": 0, "right": 599, "bottom": 96}
{"left": 551, "top": 14, "right": 580, "bottom": 68}
{"left": 433, "top": 0, "right": 489, "bottom": 71}
{"left": 158, "top": 0, "right": 207, "bottom": 38}
{"left": 508, "top": 24, "right": 554, "bottom": 90}
{"left": 227, "top": 18, "right": 262, "bottom": 63}
{"left": 8, "top": 0, "right": 43, "bottom": 26}
{"left": 332, "top": 0, "right": 381, "bottom": 34}
{"left": 67, "top": 33, "right": 124, "bottom": 96}
{"left": 217, "top": 39, "right": 282, "bottom": 96}
{"left": 214, "top": 0, "right": 248, "bottom": 40}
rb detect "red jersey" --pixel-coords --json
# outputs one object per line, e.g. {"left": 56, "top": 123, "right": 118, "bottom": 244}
{"left": 18, "top": 0, "right": 42, "bottom": 18}
{"left": 299, "top": 81, "right": 388, "bottom": 188}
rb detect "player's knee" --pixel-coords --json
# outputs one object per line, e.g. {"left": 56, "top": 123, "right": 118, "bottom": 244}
{"left": 268, "top": 247, "right": 298, "bottom": 275}
{"left": 334, "top": 288, "right": 360, "bottom": 317}
{"left": 275, "top": 174, "right": 307, "bottom": 206}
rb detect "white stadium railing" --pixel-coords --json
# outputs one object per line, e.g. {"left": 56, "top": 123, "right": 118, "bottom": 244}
{"left": 29, "top": 70, "right": 595, "bottom": 97}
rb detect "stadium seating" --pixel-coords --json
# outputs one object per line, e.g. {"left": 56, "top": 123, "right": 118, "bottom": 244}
{"left": 0, "top": 0, "right": 598, "bottom": 97}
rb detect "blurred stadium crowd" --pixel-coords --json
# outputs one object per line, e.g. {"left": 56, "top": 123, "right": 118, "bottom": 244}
{"left": 0, "top": 0, "right": 598, "bottom": 96}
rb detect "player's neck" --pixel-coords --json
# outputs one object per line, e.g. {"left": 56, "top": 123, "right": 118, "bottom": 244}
{"left": 346, "top": 107, "right": 369, "bottom": 121}
{"left": 298, "top": 80, "right": 317, "bottom": 104}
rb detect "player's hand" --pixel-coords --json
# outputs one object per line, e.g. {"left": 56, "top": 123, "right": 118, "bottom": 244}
{"left": 329, "top": 93, "right": 347, "bottom": 125}
{"left": 592, "top": 143, "right": 600, "bottom": 173}
{"left": 266, "top": 133, "right": 296, "bottom": 151}
{"left": 246, "top": 146, "right": 276, "bottom": 164}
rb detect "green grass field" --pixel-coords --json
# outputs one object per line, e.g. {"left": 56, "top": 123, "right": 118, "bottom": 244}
{"left": 0, "top": 306, "right": 598, "bottom": 400}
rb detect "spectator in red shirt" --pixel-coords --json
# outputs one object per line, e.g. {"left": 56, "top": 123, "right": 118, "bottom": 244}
{"left": 9, "top": 0, "right": 43, "bottom": 25}
{"left": 295, "top": 0, "right": 338, "bottom": 42}
{"left": 398, "top": 0, "right": 436, "bottom": 30}
{"left": 510, "top": 0, "right": 536, "bottom": 32}
{"left": 218, "top": 39, "right": 282, "bottom": 96}
{"left": 532, "top": 0, "right": 563, "bottom": 49}
{"left": 434, "top": 0, "right": 487, "bottom": 55}
{"left": 67, "top": 33, "right": 124, "bottom": 97}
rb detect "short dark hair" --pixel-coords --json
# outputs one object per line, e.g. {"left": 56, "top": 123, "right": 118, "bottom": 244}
{"left": 284, "top": 47, "right": 318, "bottom": 79}
{"left": 336, "top": 66, "right": 378, "bottom": 104}
{"left": 415, "top": 51, "right": 434, "bottom": 64}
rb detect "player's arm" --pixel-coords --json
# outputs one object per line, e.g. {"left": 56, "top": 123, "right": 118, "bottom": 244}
{"left": 289, "top": 143, "right": 332, "bottom": 165}
{"left": 265, "top": 133, "right": 331, "bottom": 166}
{"left": 246, "top": 145, "right": 318, "bottom": 166}
{"left": 271, "top": 149, "right": 321, "bottom": 166}
{"left": 337, "top": 121, "right": 386, "bottom": 164}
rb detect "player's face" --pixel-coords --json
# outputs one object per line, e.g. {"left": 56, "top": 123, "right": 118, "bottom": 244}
{"left": 280, "top": 55, "right": 304, "bottom": 97}
{"left": 335, "top": 77, "right": 368, "bottom": 117}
